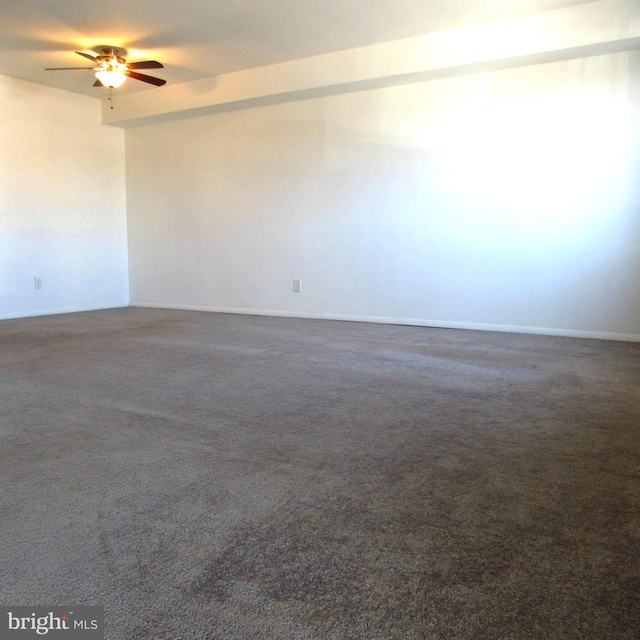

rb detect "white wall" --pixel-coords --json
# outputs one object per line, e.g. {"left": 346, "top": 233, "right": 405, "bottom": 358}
{"left": 0, "top": 75, "right": 128, "bottom": 319}
{"left": 126, "top": 51, "right": 640, "bottom": 340}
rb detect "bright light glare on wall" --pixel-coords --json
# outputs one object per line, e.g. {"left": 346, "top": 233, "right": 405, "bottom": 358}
{"left": 423, "top": 97, "right": 637, "bottom": 248}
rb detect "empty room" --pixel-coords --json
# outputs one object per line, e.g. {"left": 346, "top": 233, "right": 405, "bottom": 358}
{"left": 1, "top": 1, "right": 639, "bottom": 638}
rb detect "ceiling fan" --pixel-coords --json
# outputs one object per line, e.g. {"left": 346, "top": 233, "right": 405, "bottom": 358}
{"left": 45, "top": 47, "right": 166, "bottom": 91}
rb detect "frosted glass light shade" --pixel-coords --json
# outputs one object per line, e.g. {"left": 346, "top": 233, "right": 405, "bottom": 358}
{"left": 96, "top": 70, "right": 127, "bottom": 88}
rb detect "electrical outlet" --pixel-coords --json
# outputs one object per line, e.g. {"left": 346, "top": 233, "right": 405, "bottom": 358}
{"left": 293, "top": 279, "right": 302, "bottom": 293}
{"left": 34, "top": 276, "right": 43, "bottom": 289}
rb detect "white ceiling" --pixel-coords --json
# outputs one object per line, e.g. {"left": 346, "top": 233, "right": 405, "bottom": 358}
{"left": 0, "top": 0, "right": 596, "bottom": 99}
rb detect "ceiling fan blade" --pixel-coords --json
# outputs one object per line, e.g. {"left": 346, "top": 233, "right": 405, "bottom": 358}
{"left": 125, "top": 70, "right": 166, "bottom": 86}
{"left": 76, "top": 51, "right": 99, "bottom": 63}
{"left": 127, "top": 60, "right": 164, "bottom": 70}
{"left": 94, "top": 79, "right": 104, "bottom": 87}
{"left": 45, "top": 67, "right": 95, "bottom": 70}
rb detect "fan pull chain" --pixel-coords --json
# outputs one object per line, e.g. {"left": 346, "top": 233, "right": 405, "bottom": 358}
{"left": 108, "top": 87, "right": 114, "bottom": 109}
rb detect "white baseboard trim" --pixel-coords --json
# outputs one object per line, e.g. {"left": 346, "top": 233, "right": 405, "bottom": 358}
{"left": 0, "top": 303, "right": 129, "bottom": 321}
{"left": 130, "top": 302, "right": 640, "bottom": 343}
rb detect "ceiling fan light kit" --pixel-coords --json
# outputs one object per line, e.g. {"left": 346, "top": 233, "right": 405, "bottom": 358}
{"left": 95, "top": 69, "right": 127, "bottom": 88}
{"left": 45, "top": 47, "right": 166, "bottom": 108}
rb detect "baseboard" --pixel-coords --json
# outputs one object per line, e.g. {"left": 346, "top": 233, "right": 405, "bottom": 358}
{"left": 0, "top": 303, "right": 129, "bottom": 321}
{"left": 130, "top": 302, "right": 640, "bottom": 343}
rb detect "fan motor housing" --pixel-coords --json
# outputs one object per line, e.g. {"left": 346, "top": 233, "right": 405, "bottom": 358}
{"left": 95, "top": 47, "right": 126, "bottom": 65}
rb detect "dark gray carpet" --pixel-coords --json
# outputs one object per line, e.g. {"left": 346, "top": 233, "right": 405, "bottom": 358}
{"left": 1, "top": 307, "right": 639, "bottom": 639}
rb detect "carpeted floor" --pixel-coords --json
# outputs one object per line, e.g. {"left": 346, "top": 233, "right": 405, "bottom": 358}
{"left": 1, "top": 307, "right": 639, "bottom": 639}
